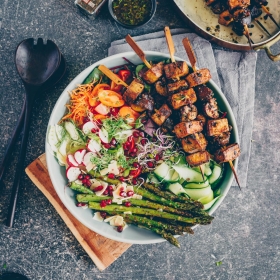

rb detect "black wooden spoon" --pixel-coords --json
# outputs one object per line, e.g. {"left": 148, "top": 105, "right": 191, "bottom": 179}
{"left": 5, "top": 38, "right": 61, "bottom": 227}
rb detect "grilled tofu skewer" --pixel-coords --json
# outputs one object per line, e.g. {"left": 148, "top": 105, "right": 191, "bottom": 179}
{"left": 98, "top": 65, "right": 145, "bottom": 105}
{"left": 182, "top": 37, "right": 241, "bottom": 188}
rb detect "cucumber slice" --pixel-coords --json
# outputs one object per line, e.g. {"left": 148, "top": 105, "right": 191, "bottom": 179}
{"left": 147, "top": 173, "right": 160, "bottom": 185}
{"left": 48, "top": 125, "right": 59, "bottom": 152}
{"left": 209, "top": 164, "right": 222, "bottom": 184}
{"left": 168, "top": 183, "right": 189, "bottom": 196}
{"left": 183, "top": 186, "right": 213, "bottom": 201}
{"left": 154, "top": 162, "right": 171, "bottom": 181}
{"left": 169, "top": 170, "right": 180, "bottom": 183}
{"left": 203, "top": 195, "right": 221, "bottom": 211}
{"left": 64, "top": 121, "right": 79, "bottom": 141}
{"left": 204, "top": 162, "right": 212, "bottom": 176}
{"left": 172, "top": 164, "right": 204, "bottom": 183}
{"left": 55, "top": 124, "right": 66, "bottom": 141}
{"left": 197, "top": 191, "right": 214, "bottom": 204}
{"left": 184, "top": 179, "right": 210, "bottom": 189}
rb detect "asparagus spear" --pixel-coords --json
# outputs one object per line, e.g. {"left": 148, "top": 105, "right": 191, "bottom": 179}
{"left": 88, "top": 202, "right": 213, "bottom": 224}
{"left": 77, "top": 194, "right": 199, "bottom": 218}
{"left": 153, "top": 228, "right": 180, "bottom": 248}
{"left": 143, "top": 183, "right": 203, "bottom": 208}
{"left": 88, "top": 170, "right": 120, "bottom": 185}
{"left": 120, "top": 214, "right": 194, "bottom": 235}
{"left": 69, "top": 182, "right": 94, "bottom": 194}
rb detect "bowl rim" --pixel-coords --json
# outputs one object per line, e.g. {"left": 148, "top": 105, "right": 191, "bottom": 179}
{"left": 107, "top": 0, "right": 157, "bottom": 29}
{"left": 45, "top": 51, "right": 239, "bottom": 244}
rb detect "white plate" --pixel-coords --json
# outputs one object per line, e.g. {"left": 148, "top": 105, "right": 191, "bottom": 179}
{"left": 45, "top": 51, "right": 239, "bottom": 244}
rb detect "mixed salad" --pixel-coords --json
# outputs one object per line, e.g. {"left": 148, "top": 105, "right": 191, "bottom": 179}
{"left": 47, "top": 58, "right": 224, "bottom": 247}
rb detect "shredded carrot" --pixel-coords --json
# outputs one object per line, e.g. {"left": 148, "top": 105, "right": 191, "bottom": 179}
{"left": 62, "top": 82, "right": 102, "bottom": 126}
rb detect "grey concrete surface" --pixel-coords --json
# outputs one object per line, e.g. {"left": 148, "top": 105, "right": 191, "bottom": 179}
{"left": 0, "top": 0, "right": 280, "bottom": 279}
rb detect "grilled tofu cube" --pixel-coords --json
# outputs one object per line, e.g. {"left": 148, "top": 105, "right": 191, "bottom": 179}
{"left": 171, "top": 88, "right": 197, "bottom": 110}
{"left": 195, "top": 85, "right": 214, "bottom": 102}
{"left": 186, "top": 68, "right": 211, "bottom": 88}
{"left": 207, "top": 118, "right": 229, "bottom": 136}
{"left": 228, "top": 0, "right": 250, "bottom": 10}
{"left": 219, "top": 10, "right": 234, "bottom": 26}
{"left": 196, "top": 114, "right": 207, "bottom": 127}
{"left": 151, "top": 104, "right": 172, "bottom": 126}
{"left": 167, "top": 80, "right": 188, "bottom": 94}
{"left": 181, "top": 133, "right": 208, "bottom": 154}
{"left": 174, "top": 120, "right": 203, "bottom": 138}
{"left": 123, "top": 78, "right": 144, "bottom": 105}
{"left": 210, "top": 132, "right": 231, "bottom": 148}
{"left": 181, "top": 104, "right": 198, "bottom": 122}
{"left": 142, "top": 62, "right": 164, "bottom": 84}
{"left": 155, "top": 79, "right": 168, "bottom": 96}
{"left": 186, "top": 151, "right": 210, "bottom": 167}
{"left": 164, "top": 61, "right": 189, "bottom": 80}
{"left": 214, "top": 143, "right": 241, "bottom": 163}
{"left": 203, "top": 98, "right": 219, "bottom": 119}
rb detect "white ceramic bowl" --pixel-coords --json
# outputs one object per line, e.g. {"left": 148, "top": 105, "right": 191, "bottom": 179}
{"left": 45, "top": 51, "right": 239, "bottom": 244}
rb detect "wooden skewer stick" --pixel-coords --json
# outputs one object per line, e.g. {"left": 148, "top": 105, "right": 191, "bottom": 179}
{"left": 98, "top": 65, "right": 129, "bottom": 87}
{"left": 228, "top": 160, "right": 241, "bottom": 190}
{"left": 261, "top": 5, "right": 280, "bottom": 29}
{"left": 254, "top": 18, "right": 271, "bottom": 36}
{"left": 199, "top": 165, "right": 205, "bottom": 181}
{"left": 182, "top": 37, "right": 197, "bottom": 72}
{"left": 164, "top": 26, "right": 176, "bottom": 63}
{"left": 243, "top": 24, "right": 253, "bottom": 49}
{"left": 125, "top": 34, "right": 152, "bottom": 69}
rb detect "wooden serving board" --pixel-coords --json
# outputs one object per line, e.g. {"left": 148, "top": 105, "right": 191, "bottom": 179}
{"left": 25, "top": 154, "right": 131, "bottom": 271}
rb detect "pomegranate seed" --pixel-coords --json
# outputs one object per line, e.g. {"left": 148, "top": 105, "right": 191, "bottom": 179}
{"left": 76, "top": 202, "right": 86, "bottom": 207}
{"left": 110, "top": 138, "right": 117, "bottom": 146}
{"left": 133, "top": 131, "right": 140, "bottom": 138}
{"left": 100, "top": 212, "right": 107, "bottom": 219}
{"left": 110, "top": 107, "right": 120, "bottom": 116}
{"left": 93, "top": 185, "right": 103, "bottom": 192}
{"left": 133, "top": 162, "right": 140, "bottom": 168}
{"left": 78, "top": 174, "right": 84, "bottom": 180}
{"left": 155, "top": 154, "right": 161, "bottom": 161}
{"left": 120, "top": 191, "right": 127, "bottom": 197}
{"left": 83, "top": 117, "right": 90, "bottom": 124}
{"left": 91, "top": 128, "right": 98, "bottom": 133}
{"left": 103, "top": 143, "right": 111, "bottom": 149}
{"left": 109, "top": 190, "right": 114, "bottom": 196}
{"left": 108, "top": 185, "right": 114, "bottom": 191}
{"left": 127, "top": 191, "right": 134, "bottom": 197}
{"left": 147, "top": 161, "right": 155, "bottom": 168}
{"left": 107, "top": 173, "right": 115, "bottom": 179}
{"left": 86, "top": 180, "right": 92, "bottom": 187}
{"left": 117, "top": 226, "right": 123, "bottom": 232}
{"left": 131, "top": 147, "right": 138, "bottom": 153}
{"left": 100, "top": 200, "right": 107, "bottom": 208}
{"left": 140, "top": 139, "right": 148, "bottom": 145}
{"left": 123, "top": 142, "right": 130, "bottom": 151}
{"left": 119, "top": 176, "right": 125, "bottom": 182}
{"left": 103, "top": 189, "right": 108, "bottom": 195}
{"left": 124, "top": 201, "right": 131, "bottom": 207}
{"left": 130, "top": 152, "right": 137, "bottom": 157}
{"left": 132, "top": 178, "right": 138, "bottom": 185}
{"left": 127, "top": 136, "right": 133, "bottom": 143}
{"left": 139, "top": 131, "right": 145, "bottom": 138}
{"left": 85, "top": 174, "right": 91, "bottom": 180}
{"left": 106, "top": 199, "right": 112, "bottom": 205}
{"left": 82, "top": 179, "right": 88, "bottom": 185}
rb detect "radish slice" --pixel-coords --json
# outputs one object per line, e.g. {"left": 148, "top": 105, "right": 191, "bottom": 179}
{"left": 95, "top": 103, "right": 110, "bottom": 115}
{"left": 99, "top": 128, "right": 109, "bottom": 143}
{"left": 87, "top": 139, "right": 101, "bottom": 152}
{"left": 74, "top": 149, "right": 87, "bottom": 164}
{"left": 66, "top": 167, "right": 81, "bottom": 182}
{"left": 67, "top": 154, "right": 79, "bottom": 167}
{"left": 82, "top": 121, "right": 98, "bottom": 134}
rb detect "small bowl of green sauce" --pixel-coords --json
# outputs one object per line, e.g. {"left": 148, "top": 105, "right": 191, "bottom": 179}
{"left": 108, "top": 0, "right": 157, "bottom": 28}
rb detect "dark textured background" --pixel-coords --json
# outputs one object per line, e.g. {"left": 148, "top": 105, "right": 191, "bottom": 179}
{"left": 0, "top": 0, "right": 280, "bottom": 279}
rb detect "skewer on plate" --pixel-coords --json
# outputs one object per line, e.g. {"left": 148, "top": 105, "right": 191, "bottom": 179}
{"left": 182, "top": 37, "right": 241, "bottom": 190}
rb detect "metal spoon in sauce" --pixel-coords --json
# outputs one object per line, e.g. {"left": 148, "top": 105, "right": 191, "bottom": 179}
{"left": 5, "top": 38, "right": 62, "bottom": 227}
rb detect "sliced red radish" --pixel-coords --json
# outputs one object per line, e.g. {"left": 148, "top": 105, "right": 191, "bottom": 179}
{"left": 82, "top": 152, "right": 95, "bottom": 166}
{"left": 95, "top": 103, "right": 110, "bottom": 115}
{"left": 74, "top": 149, "right": 87, "bottom": 164}
{"left": 82, "top": 121, "right": 99, "bottom": 134}
{"left": 87, "top": 139, "right": 101, "bottom": 152}
{"left": 66, "top": 166, "right": 81, "bottom": 182}
{"left": 67, "top": 154, "right": 79, "bottom": 167}
{"left": 99, "top": 128, "right": 109, "bottom": 143}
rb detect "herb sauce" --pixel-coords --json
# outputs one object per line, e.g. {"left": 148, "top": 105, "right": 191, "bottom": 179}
{"left": 112, "top": 0, "right": 152, "bottom": 26}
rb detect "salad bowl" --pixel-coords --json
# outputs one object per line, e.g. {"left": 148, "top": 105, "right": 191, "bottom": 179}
{"left": 45, "top": 51, "right": 239, "bottom": 244}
